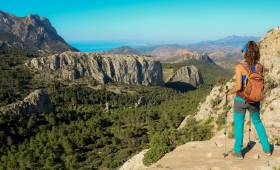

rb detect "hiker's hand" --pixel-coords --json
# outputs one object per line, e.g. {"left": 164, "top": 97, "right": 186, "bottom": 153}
{"left": 225, "top": 89, "right": 229, "bottom": 97}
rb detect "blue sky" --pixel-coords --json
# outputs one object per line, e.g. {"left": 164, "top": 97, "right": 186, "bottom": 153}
{"left": 1, "top": 0, "right": 280, "bottom": 44}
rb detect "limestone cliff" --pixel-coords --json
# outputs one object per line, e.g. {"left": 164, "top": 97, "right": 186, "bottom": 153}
{"left": 26, "top": 52, "right": 164, "bottom": 86}
{"left": 167, "top": 65, "right": 203, "bottom": 87}
{"left": 0, "top": 89, "right": 55, "bottom": 115}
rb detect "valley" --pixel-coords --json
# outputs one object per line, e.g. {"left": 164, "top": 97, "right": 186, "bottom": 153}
{"left": 0, "top": 49, "right": 232, "bottom": 169}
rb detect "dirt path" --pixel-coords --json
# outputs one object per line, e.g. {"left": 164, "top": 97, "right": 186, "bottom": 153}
{"left": 147, "top": 130, "right": 280, "bottom": 170}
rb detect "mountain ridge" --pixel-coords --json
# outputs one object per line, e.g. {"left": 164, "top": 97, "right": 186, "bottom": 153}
{"left": 0, "top": 11, "right": 77, "bottom": 55}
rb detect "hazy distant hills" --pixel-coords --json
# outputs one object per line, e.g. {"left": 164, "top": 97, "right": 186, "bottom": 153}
{"left": 106, "top": 45, "right": 215, "bottom": 64}
{"left": 186, "top": 35, "right": 260, "bottom": 57}
{"left": 106, "top": 35, "right": 259, "bottom": 68}
{"left": 0, "top": 11, "right": 77, "bottom": 55}
{"left": 186, "top": 35, "right": 260, "bottom": 68}
{"left": 190, "top": 35, "right": 259, "bottom": 47}
{"left": 104, "top": 46, "right": 140, "bottom": 55}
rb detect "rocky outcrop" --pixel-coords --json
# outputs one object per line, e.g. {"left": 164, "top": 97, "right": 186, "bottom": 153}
{"left": 119, "top": 149, "right": 149, "bottom": 170}
{"left": 259, "top": 26, "right": 280, "bottom": 57}
{"left": 135, "top": 96, "right": 146, "bottom": 108}
{"left": 167, "top": 65, "right": 203, "bottom": 87}
{"left": 0, "top": 11, "right": 77, "bottom": 54}
{"left": 0, "top": 89, "right": 55, "bottom": 115}
{"left": 174, "top": 51, "right": 216, "bottom": 64}
{"left": 26, "top": 52, "right": 164, "bottom": 86}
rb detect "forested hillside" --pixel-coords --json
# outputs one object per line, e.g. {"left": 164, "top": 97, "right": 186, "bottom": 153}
{"left": 0, "top": 52, "right": 233, "bottom": 169}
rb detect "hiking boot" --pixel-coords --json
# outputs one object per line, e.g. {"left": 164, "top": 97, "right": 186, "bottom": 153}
{"left": 264, "top": 145, "right": 272, "bottom": 156}
{"left": 265, "top": 150, "right": 272, "bottom": 156}
{"left": 232, "top": 152, "right": 243, "bottom": 160}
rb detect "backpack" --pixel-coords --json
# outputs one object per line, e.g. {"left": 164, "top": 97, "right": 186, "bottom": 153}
{"left": 240, "top": 63, "right": 264, "bottom": 103}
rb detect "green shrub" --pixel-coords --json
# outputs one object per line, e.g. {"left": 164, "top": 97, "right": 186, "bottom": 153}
{"left": 273, "top": 166, "right": 280, "bottom": 170}
{"left": 216, "top": 113, "right": 226, "bottom": 130}
{"left": 143, "top": 144, "right": 170, "bottom": 166}
{"left": 179, "top": 117, "right": 214, "bottom": 143}
{"left": 275, "top": 136, "right": 280, "bottom": 145}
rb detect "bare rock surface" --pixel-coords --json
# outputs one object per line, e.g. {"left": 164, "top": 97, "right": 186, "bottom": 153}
{"left": 148, "top": 130, "right": 280, "bottom": 170}
{"left": 167, "top": 65, "right": 203, "bottom": 87}
{"left": 0, "top": 11, "right": 77, "bottom": 54}
{"left": 119, "top": 149, "right": 149, "bottom": 170}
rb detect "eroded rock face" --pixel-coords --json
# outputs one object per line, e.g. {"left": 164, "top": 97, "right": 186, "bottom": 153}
{"left": 0, "top": 89, "right": 55, "bottom": 115}
{"left": 25, "top": 52, "right": 164, "bottom": 86}
{"left": 167, "top": 65, "right": 203, "bottom": 87}
{"left": 259, "top": 26, "right": 280, "bottom": 140}
{"left": 259, "top": 26, "right": 280, "bottom": 57}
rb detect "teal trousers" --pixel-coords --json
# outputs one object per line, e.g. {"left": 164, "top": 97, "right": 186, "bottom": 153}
{"left": 233, "top": 96, "right": 270, "bottom": 153}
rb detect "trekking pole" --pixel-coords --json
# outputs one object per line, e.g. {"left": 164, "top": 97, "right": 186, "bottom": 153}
{"left": 223, "top": 87, "right": 229, "bottom": 158}
{"left": 248, "top": 113, "right": 252, "bottom": 148}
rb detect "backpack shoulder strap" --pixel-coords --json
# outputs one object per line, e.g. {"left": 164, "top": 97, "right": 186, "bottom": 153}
{"left": 241, "top": 63, "right": 251, "bottom": 74}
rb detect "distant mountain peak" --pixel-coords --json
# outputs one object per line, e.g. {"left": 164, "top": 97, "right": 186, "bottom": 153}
{"left": 0, "top": 11, "right": 78, "bottom": 55}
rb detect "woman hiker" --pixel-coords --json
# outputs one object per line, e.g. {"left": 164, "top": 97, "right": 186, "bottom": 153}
{"left": 225, "top": 40, "right": 272, "bottom": 159}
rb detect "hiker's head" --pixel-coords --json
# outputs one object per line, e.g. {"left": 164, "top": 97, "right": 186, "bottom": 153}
{"left": 241, "top": 41, "right": 260, "bottom": 66}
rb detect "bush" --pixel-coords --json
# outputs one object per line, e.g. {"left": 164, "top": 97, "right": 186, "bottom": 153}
{"left": 143, "top": 143, "right": 170, "bottom": 166}
{"left": 178, "top": 117, "right": 214, "bottom": 142}
{"left": 143, "top": 129, "right": 178, "bottom": 166}
{"left": 273, "top": 166, "right": 280, "bottom": 170}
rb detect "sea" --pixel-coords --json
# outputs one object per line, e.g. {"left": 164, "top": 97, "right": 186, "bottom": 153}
{"left": 70, "top": 41, "right": 141, "bottom": 52}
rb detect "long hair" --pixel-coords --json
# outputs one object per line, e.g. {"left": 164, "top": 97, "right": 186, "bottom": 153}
{"left": 244, "top": 41, "right": 260, "bottom": 67}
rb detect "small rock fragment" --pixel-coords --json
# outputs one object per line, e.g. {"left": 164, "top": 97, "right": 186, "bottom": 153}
{"left": 253, "top": 154, "right": 260, "bottom": 159}
{"left": 207, "top": 153, "right": 212, "bottom": 158}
